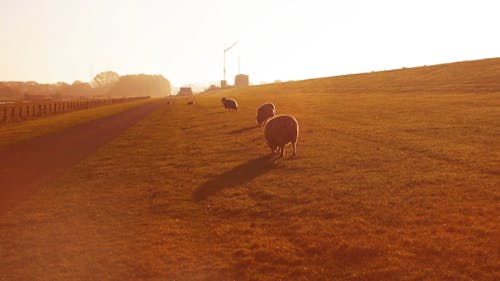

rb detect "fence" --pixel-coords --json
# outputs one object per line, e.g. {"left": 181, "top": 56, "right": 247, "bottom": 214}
{"left": 0, "top": 96, "right": 150, "bottom": 124}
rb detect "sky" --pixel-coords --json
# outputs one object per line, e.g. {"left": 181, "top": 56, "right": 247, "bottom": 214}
{"left": 1, "top": 0, "right": 499, "bottom": 87}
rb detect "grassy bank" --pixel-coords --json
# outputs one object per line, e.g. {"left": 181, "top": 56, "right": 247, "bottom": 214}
{"left": 1, "top": 86, "right": 498, "bottom": 280}
{"left": 0, "top": 98, "right": 156, "bottom": 148}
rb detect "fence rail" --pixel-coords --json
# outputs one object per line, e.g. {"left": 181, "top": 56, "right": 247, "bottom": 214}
{"left": 0, "top": 96, "right": 150, "bottom": 124}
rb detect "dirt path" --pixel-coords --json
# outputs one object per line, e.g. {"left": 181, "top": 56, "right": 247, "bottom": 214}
{"left": 0, "top": 99, "right": 164, "bottom": 214}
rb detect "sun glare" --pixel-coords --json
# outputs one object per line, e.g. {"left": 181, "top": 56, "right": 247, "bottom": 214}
{"left": 0, "top": 0, "right": 499, "bottom": 87}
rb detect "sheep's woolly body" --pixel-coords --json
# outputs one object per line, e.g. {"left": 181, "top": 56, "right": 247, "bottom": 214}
{"left": 264, "top": 114, "right": 299, "bottom": 158}
{"left": 256, "top": 103, "right": 276, "bottom": 125}
{"left": 221, "top": 98, "right": 239, "bottom": 111}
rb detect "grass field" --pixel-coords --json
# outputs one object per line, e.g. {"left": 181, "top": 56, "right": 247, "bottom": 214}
{"left": 0, "top": 98, "right": 155, "bottom": 148}
{"left": 1, "top": 59, "right": 499, "bottom": 280}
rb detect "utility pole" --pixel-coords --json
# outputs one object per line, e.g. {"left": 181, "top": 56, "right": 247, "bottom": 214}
{"left": 223, "top": 41, "right": 239, "bottom": 82}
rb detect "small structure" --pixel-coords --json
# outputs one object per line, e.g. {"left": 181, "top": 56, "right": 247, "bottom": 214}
{"left": 234, "top": 74, "right": 249, "bottom": 87}
{"left": 177, "top": 87, "right": 193, "bottom": 96}
{"left": 220, "top": 80, "right": 228, "bottom": 88}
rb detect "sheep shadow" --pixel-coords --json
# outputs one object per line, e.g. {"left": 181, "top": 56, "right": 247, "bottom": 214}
{"left": 207, "top": 111, "right": 224, "bottom": 116}
{"left": 228, "top": 125, "right": 259, "bottom": 134}
{"left": 192, "top": 155, "right": 277, "bottom": 201}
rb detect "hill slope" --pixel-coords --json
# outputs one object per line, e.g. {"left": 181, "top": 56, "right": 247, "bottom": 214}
{"left": 216, "top": 57, "right": 500, "bottom": 96}
{"left": 0, "top": 58, "right": 499, "bottom": 280}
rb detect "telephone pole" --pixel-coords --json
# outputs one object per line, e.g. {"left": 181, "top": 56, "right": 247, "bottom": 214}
{"left": 223, "top": 41, "right": 239, "bottom": 82}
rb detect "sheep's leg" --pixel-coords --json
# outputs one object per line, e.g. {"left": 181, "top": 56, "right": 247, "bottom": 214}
{"left": 279, "top": 145, "right": 285, "bottom": 158}
{"left": 292, "top": 142, "right": 297, "bottom": 157}
{"left": 270, "top": 146, "right": 276, "bottom": 154}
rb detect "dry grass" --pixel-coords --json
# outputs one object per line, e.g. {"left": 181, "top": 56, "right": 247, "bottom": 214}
{"left": 1, "top": 59, "right": 499, "bottom": 280}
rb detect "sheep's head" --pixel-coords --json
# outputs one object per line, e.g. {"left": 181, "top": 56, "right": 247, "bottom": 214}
{"left": 257, "top": 115, "right": 265, "bottom": 125}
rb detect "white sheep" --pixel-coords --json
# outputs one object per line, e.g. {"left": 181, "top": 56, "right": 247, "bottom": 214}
{"left": 221, "top": 97, "right": 238, "bottom": 111}
{"left": 256, "top": 102, "right": 276, "bottom": 126}
{"left": 264, "top": 114, "right": 299, "bottom": 158}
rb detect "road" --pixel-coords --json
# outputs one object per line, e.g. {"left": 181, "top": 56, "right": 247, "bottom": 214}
{"left": 0, "top": 99, "right": 163, "bottom": 214}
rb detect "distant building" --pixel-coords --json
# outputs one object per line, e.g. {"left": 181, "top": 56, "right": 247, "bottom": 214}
{"left": 220, "top": 80, "right": 228, "bottom": 88}
{"left": 177, "top": 87, "right": 193, "bottom": 96}
{"left": 234, "top": 74, "right": 249, "bottom": 87}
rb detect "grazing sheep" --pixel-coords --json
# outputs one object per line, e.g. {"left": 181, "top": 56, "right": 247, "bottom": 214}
{"left": 221, "top": 98, "right": 238, "bottom": 111}
{"left": 264, "top": 114, "right": 299, "bottom": 158}
{"left": 256, "top": 102, "right": 276, "bottom": 126}
{"left": 220, "top": 97, "right": 229, "bottom": 107}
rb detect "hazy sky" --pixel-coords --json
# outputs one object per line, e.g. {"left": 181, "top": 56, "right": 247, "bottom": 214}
{"left": 1, "top": 0, "right": 499, "bottom": 86}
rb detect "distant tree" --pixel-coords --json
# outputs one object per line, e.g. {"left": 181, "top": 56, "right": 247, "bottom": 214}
{"left": 54, "top": 82, "right": 69, "bottom": 90}
{"left": 0, "top": 83, "right": 21, "bottom": 98}
{"left": 50, "top": 82, "right": 70, "bottom": 98}
{"left": 56, "top": 81, "right": 69, "bottom": 87}
{"left": 107, "top": 74, "right": 171, "bottom": 97}
{"left": 91, "top": 71, "right": 119, "bottom": 88}
{"left": 63, "top": 81, "right": 93, "bottom": 96}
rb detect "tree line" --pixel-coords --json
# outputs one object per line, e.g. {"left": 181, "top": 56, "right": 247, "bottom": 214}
{"left": 0, "top": 71, "right": 171, "bottom": 101}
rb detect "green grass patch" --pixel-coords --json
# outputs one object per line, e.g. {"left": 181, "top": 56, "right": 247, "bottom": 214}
{"left": 1, "top": 90, "right": 498, "bottom": 280}
{"left": 1, "top": 58, "right": 500, "bottom": 279}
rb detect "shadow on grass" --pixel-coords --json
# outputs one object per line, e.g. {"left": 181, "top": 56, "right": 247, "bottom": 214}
{"left": 193, "top": 155, "right": 276, "bottom": 201}
{"left": 228, "top": 125, "right": 259, "bottom": 134}
{"left": 207, "top": 111, "right": 224, "bottom": 116}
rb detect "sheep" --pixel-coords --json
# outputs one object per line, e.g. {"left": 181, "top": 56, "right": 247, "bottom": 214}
{"left": 221, "top": 97, "right": 238, "bottom": 111}
{"left": 264, "top": 114, "right": 299, "bottom": 158}
{"left": 256, "top": 102, "right": 276, "bottom": 126}
{"left": 187, "top": 100, "right": 194, "bottom": 105}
